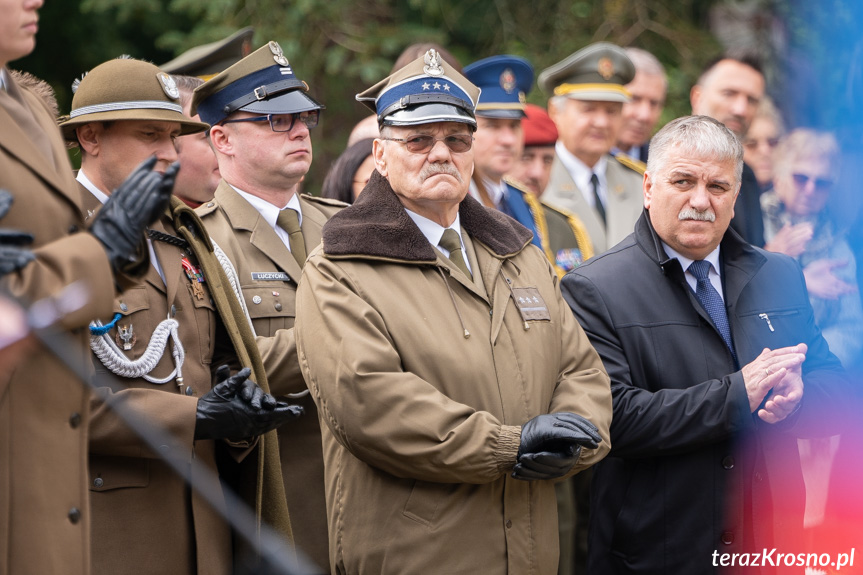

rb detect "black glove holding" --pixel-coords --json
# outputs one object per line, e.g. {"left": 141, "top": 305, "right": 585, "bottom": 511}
{"left": 512, "top": 412, "right": 602, "bottom": 481}
{"left": 89, "top": 157, "right": 179, "bottom": 275}
{"left": 0, "top": 190, "right": 35, "bottom": 276}
{"left": 194, "top": 366, "right": 304, "bottom": 440}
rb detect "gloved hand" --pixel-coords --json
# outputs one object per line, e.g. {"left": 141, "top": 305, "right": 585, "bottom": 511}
{"left": 89, "top": 157, "right": 179, "bottom": 275}
{"left": 0, "top": 190, "right": 35, "bottom": 276}
{"left": 194, "top": 366, "right": 304, "bottom": 440}
{"left": 512, "top": 413, "right": 602, "bottom": 481}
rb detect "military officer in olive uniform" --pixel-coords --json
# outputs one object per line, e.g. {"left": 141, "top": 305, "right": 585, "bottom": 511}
{"left": 59, "top": 57, "right": 299, "bottom": 575}
{"left": 464, "top": 55, "right": 593, "bottom": 277}
{"left": 539, "top": 42, "right": 645, "bottom": 255}
{"left": 192, "top": 41, "right": 343, "bottom": 573}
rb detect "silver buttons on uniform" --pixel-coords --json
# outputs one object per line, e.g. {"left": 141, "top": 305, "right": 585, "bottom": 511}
{"left": 252, "top": 295, "right": 262, "bottom": 304}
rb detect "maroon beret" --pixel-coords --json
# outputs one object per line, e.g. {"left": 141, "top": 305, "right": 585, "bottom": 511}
{"left": 522, "top": 104, "right": 558, "bottom": 147}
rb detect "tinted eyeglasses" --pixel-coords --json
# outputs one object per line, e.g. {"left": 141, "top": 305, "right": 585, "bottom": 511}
{"left": 792, "top": 173, "right": 834, "bottom": 192}
{"left": 222, "top": 110, "right": 320, "bottom": 132}
{"left": 379, "top": 134, "right": 473, "bottom": 154}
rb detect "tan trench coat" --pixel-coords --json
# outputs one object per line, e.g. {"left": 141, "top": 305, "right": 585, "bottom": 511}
{"left": 86, "top": 204, "right": 233, "bottom": 575}
{"left": 196, "top": 182, "right": 344, "bottom": 572}
{"left": 295, "top": 172, "right": 612, "bottom": 575}
{"left": 0, "top": 69, "right": 115, "bottom": 575}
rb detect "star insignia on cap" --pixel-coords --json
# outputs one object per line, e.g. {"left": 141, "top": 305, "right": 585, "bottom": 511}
{"left": 433, "top": 82, "right": 441, "bottom": 90}
{"left": 422, "top": 82, "right": 430, "bottom": 90}
{"left": 443, "top": 83, "right": 451, "bottom": 91}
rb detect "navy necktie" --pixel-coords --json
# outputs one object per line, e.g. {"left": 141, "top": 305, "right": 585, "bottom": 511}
{"left": 688, "top": 260, "right": 736, "bottom": 360}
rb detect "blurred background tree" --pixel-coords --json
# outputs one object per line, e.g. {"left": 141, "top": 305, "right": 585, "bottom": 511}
{"left": 13, "top": 0, "right": 861, "bottom": 194}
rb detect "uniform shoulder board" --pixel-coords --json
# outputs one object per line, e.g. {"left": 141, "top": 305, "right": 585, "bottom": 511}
{"left": 194, "top": 199, "right": 220, "bottom": 217}
{"left": 300, "top": 194, "right": 350, "bottom": 208}
{"left": 502, "top": 176, "right": 533, "bottom": 197}
{"left": 613, "top": 153, "right": 646, "bottom": 175}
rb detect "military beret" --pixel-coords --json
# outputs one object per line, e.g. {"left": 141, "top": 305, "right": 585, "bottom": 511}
{"left": 463, "top": 55, "right": 533, "bottom": 119}
{"left": 538, "top": 42, "right": 634, "bottom": 102}
{"left": 58, "top": 57, "right": 209, "bottom": 143}
{"left": 160, "top": 27, "right": 254, "bottom": 80}
{"left": 521, "top": 104, "right": 558, "bottom": 147}
{"left": 356, "top": 48, "right": 480, "bottom": 128}
{"left": 191, "top": 40, "right": 323, "bottom": 126}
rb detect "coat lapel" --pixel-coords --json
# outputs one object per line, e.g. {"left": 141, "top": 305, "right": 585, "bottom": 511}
{"left": 544, "top": 156, "right": 607, "bottom": 252}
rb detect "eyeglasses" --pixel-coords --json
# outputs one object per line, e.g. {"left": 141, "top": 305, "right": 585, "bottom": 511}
{"left": 791, "top": 173, "right": 834, "bottom": 192}
{"left": 222, "top": 110, "right": 320, "bottom": 132}
{"left": 379, "top": 134, "right": 473, "bottom": 154}
{"left": 743, "top": 137, "right": 780, "bottom": 150}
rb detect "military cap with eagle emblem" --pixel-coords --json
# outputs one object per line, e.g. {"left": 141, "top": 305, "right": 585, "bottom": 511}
{"left": 160, "top": 27, "right": 254, "bottom": 80}
{"left": 356, "top": 48, "right": 481, "bottom": 128}
{"left": 191, "top": 40, "right": 324, "bottom": 126}
{"left": 538, "top": 42, "right": 635, "bottom": 103}
{"left": 58, "top": 57, "right": 209, "bottom": 142}
{"left": 463, "top": 55, "right": 533, "bottom": 119}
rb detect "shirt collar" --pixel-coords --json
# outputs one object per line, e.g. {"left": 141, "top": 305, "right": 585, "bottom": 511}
{"left": 404, "top": 209, "right": 464, "bottom": 250}
{"left": 663, "top": 242, "right": 722, "bottom": 277}
{"left": 76, "top": 170, "right": 110, "bottom": 205}
{"left": 556, "top": 141, "right": 607, "bottom": 197}
{"left": 231, "top": 186, "right": 302, "bottom": 228}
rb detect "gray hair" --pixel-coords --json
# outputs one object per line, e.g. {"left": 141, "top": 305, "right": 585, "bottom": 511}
{"left": 772, "top": 128, "right": 839, "bottom": 178}
{"left": 647, "top": 115, "right": 743, "bottom": 185}
{"left": 625, "top": 47, "right": 666, "bottom": 83}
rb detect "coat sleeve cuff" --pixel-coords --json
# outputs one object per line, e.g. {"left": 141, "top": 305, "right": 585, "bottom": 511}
{"left": 495, "top": 425, "right": 522, "bottom": 473}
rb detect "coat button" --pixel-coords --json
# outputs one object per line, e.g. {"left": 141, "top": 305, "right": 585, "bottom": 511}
{"left": 722, "top": 456, "right": 734, "bottom": 469}
{"left": 68, "top": 224, "right": 79, "bottom": 234}
{"left": 120, "top": 303, "right": 128, "bottom": 312}
{"left": 185, "top": 386, "right": 195, "bottom": 396}
{"left": 69, "top": 412, "right": 82, "bottom": 428}
{"left": 505, "top": 519, "right": 512, "bottom": 529}
{"left": 252, "top": 295, "right": 262, "bottom": 304}
{"left": 93, "top": 477, "right": 104, "bottom": 488}
{"left": 274, "top": 302, "right": 282, "bottom": 311}
{"left": 68, "top": 508, "right": 82, "bottom": 524}
{"left": 721, "top": 531, "right": 734, "bottom": 545}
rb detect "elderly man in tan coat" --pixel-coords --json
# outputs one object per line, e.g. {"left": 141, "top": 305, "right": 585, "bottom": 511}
{"left": 295, "top": 49, "right": 612, "bottom": 574}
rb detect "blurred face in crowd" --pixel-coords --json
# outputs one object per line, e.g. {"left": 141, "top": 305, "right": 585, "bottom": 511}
{"left": 77, "top": 120, "right": 181, "bottom": 194}
{"left": 351, "top": 153, "right": 376, "bottom": 200}
{"left": 618, "top": 71, "right": 666, "bottom": 150}
{"left": 742, "top": 116, "right": 781, "bottom": 187}
{"left": 645, "top": 150, "right": 739, "bottom": 260}
{"left": 472, "top": 116, "right": 522, "bottom": 182}
{"left": 374, "top": 121, "right": 474, "bottom": 226}
{"left": 550, "top": 98, "right": 623, "bottom": 168}
{"left": 690, "top": 59, "right": 764, "bottom": 138}
{"left": 210, "top": 110, "right": 314, "bottom": 196}
{"left": 174, "top": 99, "right": 221, "bottom": 204}
{"left": 774, "top": 154, "right": 834, "bottom": 218}
{"left": 0, "top": 0, "right": 43, "bottom": 66}
{"left": 509, "top": 145, "right": 555, "bottom": 196}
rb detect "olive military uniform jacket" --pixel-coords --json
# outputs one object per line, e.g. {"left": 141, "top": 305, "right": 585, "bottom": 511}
{"left": 1, "top": 69, "right": 116, "bottom": 575}
{"left": 197, "top": 181, "right": 344, "bottom": 572}
{"left": 85, "top": 199, "right": 234, "bottom": 575}
{"left": 542, "top": 153, "right": 644, "bottom": 254}
{"left": 295, "top": 171, "right": 612, "bottom": 574}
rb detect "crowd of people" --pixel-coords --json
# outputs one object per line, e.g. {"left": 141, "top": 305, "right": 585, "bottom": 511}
{"left": 2, "top": 1, "right": 861, "bottom": 574}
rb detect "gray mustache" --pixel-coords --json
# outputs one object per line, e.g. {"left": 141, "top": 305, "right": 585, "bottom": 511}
{"left": 678, "top": 208, "right": 716, "bottom": 222}
{"left": 420, "top": 163, "right": 463, "bottom": 182}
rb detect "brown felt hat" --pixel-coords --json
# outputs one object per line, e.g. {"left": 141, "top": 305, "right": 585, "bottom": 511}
{"left": 58, "top": 57, "right": 209, "bottom": 143}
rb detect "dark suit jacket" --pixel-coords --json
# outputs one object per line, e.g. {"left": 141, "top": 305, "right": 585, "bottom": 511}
{"left": 561, "top": 211, "right": 849, "bottom": 574}
{"left": 729, "top": 163, "right": 765, "bottom": 247}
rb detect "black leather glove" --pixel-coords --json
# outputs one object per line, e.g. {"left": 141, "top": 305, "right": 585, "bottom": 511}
{"left": 512, "top": 413, "right": 602, "bottom": 481}
{"left": 0, "top": 190, "right": 35, "bottom": 276}
{"left": 194, "top": 366, "right": 304, "bottom": 440}
{"left": 89, "top": 157, "right": 179, "bottom": 275}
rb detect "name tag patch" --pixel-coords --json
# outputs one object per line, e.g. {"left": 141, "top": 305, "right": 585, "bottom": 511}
{"left": 252, "top": 272, "right": 291, "bottom": 282}
{"left": 511, "top": 287, "right": 551, "bottom": 321}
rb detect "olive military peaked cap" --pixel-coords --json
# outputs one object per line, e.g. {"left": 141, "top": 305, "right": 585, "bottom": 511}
{"left": 160, "top": 27, "right": 254, "bottom": 79}
{"left": 191, "top": 40, "right": 323, "bottom": 126}
{"left": 356, "top": 48, "right": 480, "bottom": 128}
{"left": 538, "top": 42, "right": 634, "bottom": 103}
{"left": 58, "top": 57, "right": 209, "bottom": 142}
{"left": 463, "top": 55, "right": 533, "bottom": 119}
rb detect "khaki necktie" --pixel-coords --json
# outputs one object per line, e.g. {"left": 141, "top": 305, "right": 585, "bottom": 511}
{"left": 277, "top": 208, "right": 307, "bottom": 268}
{"left": 439, "top": 228, "right": 472, "bottom": 280}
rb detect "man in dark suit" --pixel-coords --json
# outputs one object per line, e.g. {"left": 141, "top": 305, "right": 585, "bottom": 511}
{"left": 562, "top": 115, "right": 850, "bottom": 574}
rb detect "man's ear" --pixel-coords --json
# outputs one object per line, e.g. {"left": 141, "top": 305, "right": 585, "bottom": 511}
{"left": 689, "top": 84, "right": 701, "bottom": 114}
{"left": 76, "top": 123, "right": 101, "bottom": 156}
{"left": 643, "top": 172, "right": 653, "bottom": 210}
{"left": 209, "top": 125, "right": 231, "bottom": 156}
{"left": 373, "top": 138, "right": 388, "bottom": 177}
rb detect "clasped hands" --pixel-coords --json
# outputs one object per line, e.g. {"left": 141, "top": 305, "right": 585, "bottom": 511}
{"left": 194, "top": 365, "right": 304, "bottom": 440}
{"left": 512, "top": 412, "right": 601, "bottom": 481}
{"left": 742, "top": 343, "right": 808, "bottom": 424}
